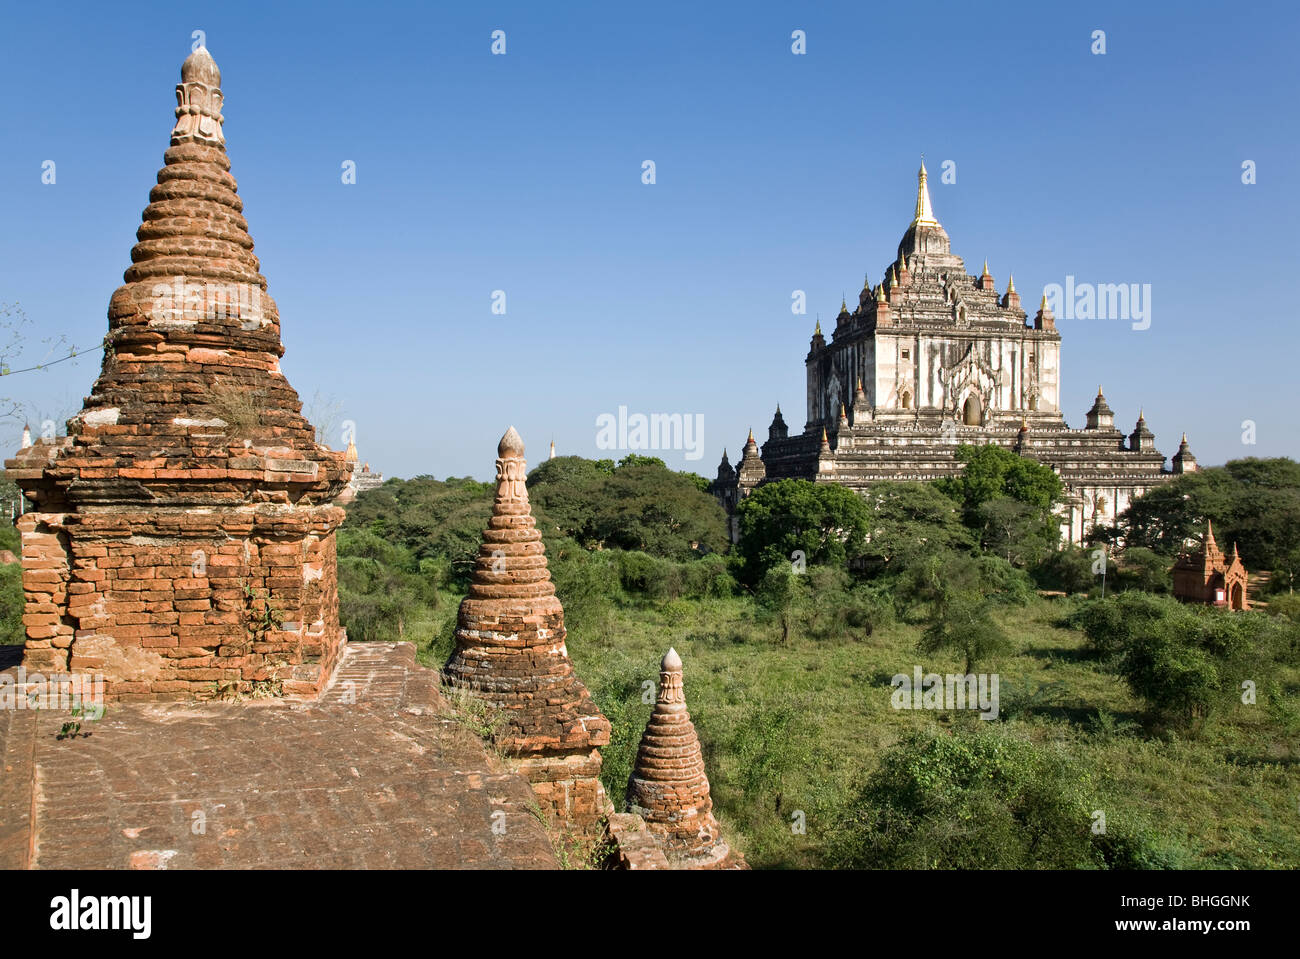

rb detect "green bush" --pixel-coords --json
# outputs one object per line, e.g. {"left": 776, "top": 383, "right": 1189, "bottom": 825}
{"left": 1032, "top": 545, "right": 1097, "bottom": 594}
{"left": 1115, "top": 547, "right": 1172, "bottom": 594}
{"left": 1067, "top": 593, "right": 1293, "bottom": 728}
{"left": 823, "top": 727, "right": 1152, "bottom": 869}
{"left": 1264, "top": 593, "right": 1300, "bottom": 620}
{"left": 1064, "top": 591, "right": 1183, "bottom": 660}
{"left": 0, "top": 561, "right": 24, "bottom": 645}
{"left": 1119, "top": 630, "right": 1219, "bottom": 726}
{"left": 548, "top": 540, "right": 620, "bottom": 642}
{"left": 616, "top": 550, "right": 675, "bottom": 599}
{"left": 976, "top": 555, "right": 1036, "bottom": 606}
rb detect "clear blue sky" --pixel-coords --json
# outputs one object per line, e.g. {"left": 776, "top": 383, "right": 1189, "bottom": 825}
{"left": 1, "top": 0, "right": 1296, "bottom": 480}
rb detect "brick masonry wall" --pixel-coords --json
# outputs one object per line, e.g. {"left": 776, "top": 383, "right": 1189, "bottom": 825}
{"left": 18, "top": 506, "right": 345, "bottom": 702}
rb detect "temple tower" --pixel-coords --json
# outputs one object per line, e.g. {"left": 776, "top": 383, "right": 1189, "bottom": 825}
{"left": 444, "top": 427, "right": 612, "bottom": 832}
{"left": 5, "top": 47, "right": 351, "bottom": 700}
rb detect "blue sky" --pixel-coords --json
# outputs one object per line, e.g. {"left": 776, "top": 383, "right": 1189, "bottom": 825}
{"left": 1, "top": 0, "right": 1296, "bottom": 480}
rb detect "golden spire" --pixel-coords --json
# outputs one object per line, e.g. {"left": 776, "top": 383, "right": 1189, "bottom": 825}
{"left": 841, "top": 295, "right": 848, "bottom": 312}
{"left": 1039, "top": 293, "right": 1049, "bottom": 310}
{"left": 856, "top": 376, "right": 864, "bottom": 392}
{"left": 814, "top": 317, "right": 821, "bottom": 335}
{"left": 1182, "top": 431, "right": 1188, "bottom": 443}
{"left": 890, "top": 265, "right": 899, "bottom": 285}
{"left": 876, "top": 284, "right": 886, "bottom": 303}
{"left": 913, "top": 159, "right": 940, "bottom": 226}
{"left": 982, "top": 259, "right": 990, "bottom": 276}
{"left": 1007, "top": 273, "right": 1016, "bottom": 294}
{"left": 747, "top": 427, "right": 755, "bottom": 443}
{"left": 820, "top": 426, "right": 829, "bottom": 445}
{"left": 1097, "top": 384, "right": 1104, "bottom": 395}
{"left": 863, "top": 273, "right": 871, "bottom": 289}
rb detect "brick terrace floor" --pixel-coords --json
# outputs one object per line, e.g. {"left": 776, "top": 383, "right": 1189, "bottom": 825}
{"left": 0, "top": 643, "right": 558, "bottom": 869}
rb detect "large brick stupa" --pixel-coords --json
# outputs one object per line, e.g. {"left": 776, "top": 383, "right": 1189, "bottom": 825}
{"left": 6, "top": 47, "right": 352, "bottom": 700}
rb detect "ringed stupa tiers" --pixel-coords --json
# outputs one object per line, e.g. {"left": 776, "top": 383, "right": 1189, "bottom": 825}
{"left": 444, "top": 427, "right": 612, "bottom": 830}
{"left": 5, "top": 47, "right": 352, "bottom": 700}
{"left": 625, "top": 648, "right": 739, "bottom": 868}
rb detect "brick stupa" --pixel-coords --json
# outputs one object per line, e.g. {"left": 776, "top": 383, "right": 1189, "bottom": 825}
{"left": 5, "top": 47, "right": 352, "bottom": 700}
{"left": 625, "top": 648, "right": 740, "bottom": 868}
{"left": 444, "top": 427, "right": 612, "bottom": 831}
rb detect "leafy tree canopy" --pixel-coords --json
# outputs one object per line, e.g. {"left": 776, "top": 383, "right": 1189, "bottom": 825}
{"left": 935, "top": 444, "right": 1064, "bottom": 519}
{"left": 735, "top": 479, "right": 872, "bottom": 585}
{"left": 1117, "top": 458, "right": 1300, "bottom": 570}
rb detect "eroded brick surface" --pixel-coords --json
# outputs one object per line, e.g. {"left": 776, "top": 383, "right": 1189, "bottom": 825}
{"left": 0, "top": 643, "right": 557, "bottom": 869}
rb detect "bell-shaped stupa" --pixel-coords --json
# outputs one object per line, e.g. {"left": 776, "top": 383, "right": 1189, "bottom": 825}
{"left": 444, "top": 427, "right": 612, "bottom": 830}
{"left": 625, "top": 648, "right": 739, "bottom": 867}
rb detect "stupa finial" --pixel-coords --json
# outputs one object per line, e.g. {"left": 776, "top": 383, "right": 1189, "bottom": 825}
{"left": 172, "top": 46, "right": 225, "bottom": 147}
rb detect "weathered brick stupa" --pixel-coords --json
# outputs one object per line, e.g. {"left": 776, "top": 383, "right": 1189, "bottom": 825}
{"left": 5, "top": 47, "right": 352, "bottom": 701}
{"left": 444, "top": 427, "right": 612, "bottom": 831}
{"left": 625, "top": 648, "right": 740, "bottom": 868}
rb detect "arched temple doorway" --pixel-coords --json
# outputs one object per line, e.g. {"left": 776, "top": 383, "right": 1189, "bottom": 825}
{"left": 962, "top": 394, "right": 981, "bottom": 426}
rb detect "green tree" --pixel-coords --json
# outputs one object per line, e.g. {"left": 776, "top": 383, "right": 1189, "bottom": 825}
{"left": 528, "top": 456, "right": 729, "bottom": 559}
{"left": 898, "top": 550, "right": 1013, "bottom": 673}
{"left": 936, "top": 444, "right": 1064, "bottom": 518}
{"left": 858, "top": 481, "right": 974, "bottom": 575}
{"left": 735, "top": 479, "right": 872, "bottom": 585}
{"left": 755, "top": 564, "right": 805, "bottom": 644}
{"left": 975, "top": 496, "right": 1057, "bottom": 567}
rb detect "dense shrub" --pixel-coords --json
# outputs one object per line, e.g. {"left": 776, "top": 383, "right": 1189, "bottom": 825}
{"left": 823, "top": 728, "right": 1166, "bottom": 869}
{"left": 1031, "top": 545, "right": 1097, "bottom": 594}
{"left": 1064, "top": 591, "right": 1182, "bottom": 660}
{"left": 1066, "top": 593, "right": 1297, "bottom": 728}
{"left": 976, "top": 555, "right": 1036, "bottom": 606}
{"left": 1115, "top": 547, "right": 1172, "bottom": 594}
{"left": 548, "top": 539, "right": 620, "bottom": 641}
{"left": 0, "top": 561, "right": 23, "bottom": 645}
{"left": 1264, "top": 593, "right": 1300, "bottom": 621}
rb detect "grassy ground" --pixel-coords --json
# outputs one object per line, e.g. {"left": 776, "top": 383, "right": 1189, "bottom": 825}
{"left": 399, "top": 591, "right": 1299, "bottom": 869}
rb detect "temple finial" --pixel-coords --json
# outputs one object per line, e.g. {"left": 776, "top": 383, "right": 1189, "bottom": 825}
{"left": 913, "top": 158, "right": 940, "bottom": 226}
{"left": 1007, "top": 273, "right": 1016, "bottom": 294}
